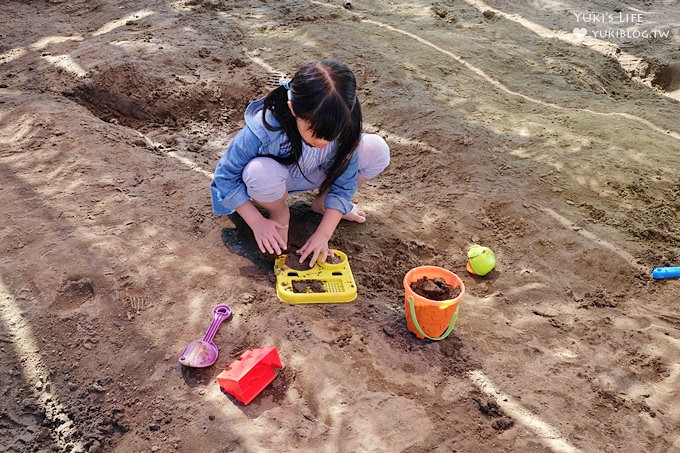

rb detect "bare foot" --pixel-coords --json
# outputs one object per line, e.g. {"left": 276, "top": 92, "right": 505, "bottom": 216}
{"left": 342, "top": 204, "right": 366, "bottom": 223}
{"left": 311, "top": 197, "right": 366, "bottom": 223}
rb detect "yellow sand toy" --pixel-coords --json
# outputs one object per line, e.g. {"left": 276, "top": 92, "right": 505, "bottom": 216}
{"left": 274, "top": 249, "right": 357, "bottom": 304}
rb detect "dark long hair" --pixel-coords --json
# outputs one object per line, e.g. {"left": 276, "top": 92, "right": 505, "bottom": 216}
{"left": 262, "top": 61, "right": 362, "bottom": 194}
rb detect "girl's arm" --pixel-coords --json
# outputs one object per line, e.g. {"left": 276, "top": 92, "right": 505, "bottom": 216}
{"left": 211, "top": 127, "right": 287, "bottom": 255}
{"left": 236, "top": 200, "right": 287, "bottom": 255}
{"left": 297, "top": 153, "right": 360, "bottom": 266}
{"left": 298, "top": 208, "right": 343, "bottom": 267}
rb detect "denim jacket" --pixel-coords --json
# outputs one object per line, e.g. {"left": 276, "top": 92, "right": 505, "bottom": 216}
{"left": 211, "top": 97, "right": 359, "bottom": 215}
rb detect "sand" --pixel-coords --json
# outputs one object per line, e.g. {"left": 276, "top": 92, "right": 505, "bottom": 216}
{"left": 1, "top": 0, "right": 679, "bottom": 452}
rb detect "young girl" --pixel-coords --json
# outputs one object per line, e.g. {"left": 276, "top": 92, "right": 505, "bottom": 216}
{"left": 211, "top": 60, "right": 390, "bottom": 267}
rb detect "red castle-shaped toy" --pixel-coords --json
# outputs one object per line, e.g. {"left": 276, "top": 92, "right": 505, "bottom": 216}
{"left": 216, "top": 347, "right": 282, "bottom": 405}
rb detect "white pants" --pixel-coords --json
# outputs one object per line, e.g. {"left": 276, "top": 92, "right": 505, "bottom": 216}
{"left": 242, "top": 133, "right": 390, "bottom": 202}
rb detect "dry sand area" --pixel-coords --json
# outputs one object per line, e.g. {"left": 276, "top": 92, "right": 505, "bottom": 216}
{"left": 1, "top": 0, "right": 679, "bottom": 451}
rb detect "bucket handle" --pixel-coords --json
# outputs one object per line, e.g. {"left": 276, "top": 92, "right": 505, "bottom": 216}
{"left": 407, "top": 295, "right": 459, "bottom": 341}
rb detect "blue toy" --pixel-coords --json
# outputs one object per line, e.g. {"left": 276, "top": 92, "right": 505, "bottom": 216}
{"left": 652, "top": 267, "right": 680, "bottom": 279}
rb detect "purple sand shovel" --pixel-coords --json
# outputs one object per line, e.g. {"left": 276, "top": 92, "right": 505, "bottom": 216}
{"left": 178, "top": 304, "right": 232, "bottom": 368}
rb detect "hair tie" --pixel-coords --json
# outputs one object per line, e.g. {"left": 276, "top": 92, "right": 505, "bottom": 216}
{"left": 278, "top": 78, "right": 292, "bottom": 101}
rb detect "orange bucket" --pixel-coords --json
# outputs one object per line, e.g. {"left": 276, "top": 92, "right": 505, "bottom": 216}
{"left": 403, "top": 266, "right": 465, "bottom": 340}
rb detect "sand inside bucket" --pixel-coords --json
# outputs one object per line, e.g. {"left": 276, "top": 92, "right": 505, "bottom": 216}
{"left": 410, "top": 276, "right": 460, "bottom": 301}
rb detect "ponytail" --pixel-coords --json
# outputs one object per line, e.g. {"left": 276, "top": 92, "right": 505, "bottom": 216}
{"left": 262, "top": 86, "right": 303, "bottom": 167}
{"left": 318, "top": 98, "right": 362, "bottom": 194}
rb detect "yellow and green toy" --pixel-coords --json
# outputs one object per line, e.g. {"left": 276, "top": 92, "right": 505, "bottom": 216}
{"left": 466, "top": 244, "right": 496, "bottom": 276}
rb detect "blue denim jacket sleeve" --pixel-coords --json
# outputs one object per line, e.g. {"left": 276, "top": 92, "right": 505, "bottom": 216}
{"left": 324, "top": 152, "right": 359, "bottom": 215}
{"left": 211, "top": 127, "right": 262, "bottom": 215}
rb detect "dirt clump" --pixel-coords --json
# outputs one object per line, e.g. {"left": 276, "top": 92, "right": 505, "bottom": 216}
{"left": 284, "top": 253, "right": 311, "bottom": 271}
{"left": 325, "top": 253, "right": 344, "bottom": 264}
{"left": 292, "top": 280, "right": 327, "bottom": 293}
{"left": 410, "top": 277, "right": 460, "bottom": 301}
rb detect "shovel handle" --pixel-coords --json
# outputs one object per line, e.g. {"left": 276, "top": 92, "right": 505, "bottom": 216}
{"left": 202, "top": 305, "right": 232, "bottom": 343}
{"left": 652, "top": 267, "right": 680, "bottom": 279}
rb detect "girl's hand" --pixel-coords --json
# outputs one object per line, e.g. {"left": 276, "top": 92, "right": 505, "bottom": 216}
{"left": 251, "top": 217, "right": 287, "bottom": 255}
{"left": 298, "top": 231, "right": 331, "bottom": 268}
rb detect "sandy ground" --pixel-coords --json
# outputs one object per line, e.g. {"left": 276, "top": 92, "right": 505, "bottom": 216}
{"left": 1, "top": 0, "right": 679, "bottom": 452}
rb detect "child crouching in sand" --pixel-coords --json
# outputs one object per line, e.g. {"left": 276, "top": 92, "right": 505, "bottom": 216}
{"left": 211, "top": 60, "right": 389, "bottom": 267}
